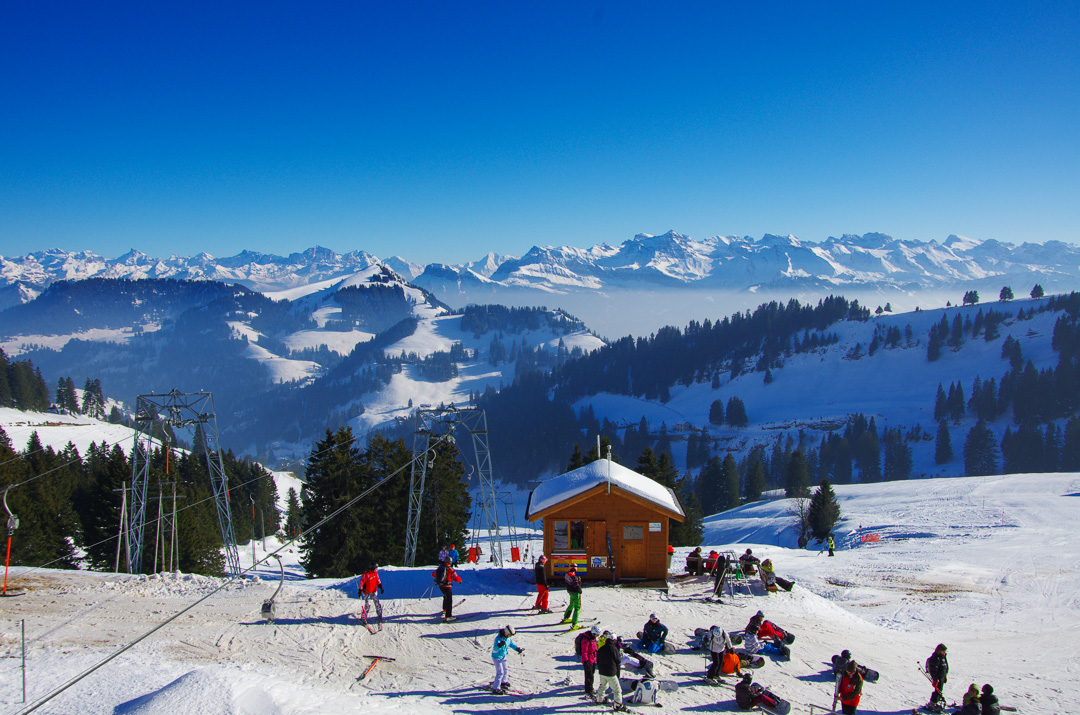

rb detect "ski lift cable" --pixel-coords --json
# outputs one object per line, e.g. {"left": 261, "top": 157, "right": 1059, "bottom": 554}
{"left": 8, "top": 465, "right": 272, "bottom": 579}
{"left": 16, "top": 435, "right": 450, "bottom": 715}
{"left": 2, "top": 431, "right": 139, "bottom": 491}
{"left": 0, "top": 418, "right": 135, "bottom": 469}
{"left": 5, "top": 421, "right": 390, "bottom": 579}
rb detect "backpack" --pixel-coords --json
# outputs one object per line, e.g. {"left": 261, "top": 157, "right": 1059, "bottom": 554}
{"left": 629, "top": 679, "right": 659, "bottom": 705}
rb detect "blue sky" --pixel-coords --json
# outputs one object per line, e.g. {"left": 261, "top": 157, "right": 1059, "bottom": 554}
{"left": 2, "top": 2, "right": 1077, "bottom": 265}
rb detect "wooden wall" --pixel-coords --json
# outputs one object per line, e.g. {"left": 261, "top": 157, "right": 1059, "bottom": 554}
{"left": 541, "top": 489, "right": 671, "bottom": 582}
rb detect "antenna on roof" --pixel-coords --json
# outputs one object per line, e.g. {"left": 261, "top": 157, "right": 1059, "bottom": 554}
{"left": 605, "top": 442, "right": 613, "bottom": 495}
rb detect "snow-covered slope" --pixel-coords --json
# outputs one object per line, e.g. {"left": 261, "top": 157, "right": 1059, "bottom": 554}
{"left": 575, "top": 296, "right": 1063, "bottom": 479}
{"left": 1, "top": 471, "right": 1075, "bottom": 714}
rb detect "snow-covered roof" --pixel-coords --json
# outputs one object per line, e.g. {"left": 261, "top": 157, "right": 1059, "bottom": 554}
{"left": 527, "top": 458, "right": 684, "bottom": 520}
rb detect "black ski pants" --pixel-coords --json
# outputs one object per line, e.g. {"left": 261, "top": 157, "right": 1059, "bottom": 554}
{"left": 583, "top": 661, "right": 595, "bottom": 694}
{"left": 440, "top": 585, "right": 453, "bottom": 618}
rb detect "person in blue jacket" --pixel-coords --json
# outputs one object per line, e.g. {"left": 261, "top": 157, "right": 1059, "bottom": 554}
{"left": 639, "top": 613, "right": 669, "bottom": 653}
{"left": 491, "top": 625, "right": 524, "bottom": 693}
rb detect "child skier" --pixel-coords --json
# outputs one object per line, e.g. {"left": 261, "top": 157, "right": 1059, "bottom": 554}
{"left": 561, "top": 564, "right": 583, "bottom": 628}
{"left": 490, "top": 625, "right": 523, "bottom": 694}
{"left": 434, "top": 557, "right": 462, "bottom": 622}
{"left": 357, "top": 562, "right": 384, "bottom": 629}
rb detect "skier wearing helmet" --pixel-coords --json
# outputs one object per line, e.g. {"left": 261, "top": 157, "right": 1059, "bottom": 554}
{"left": 574, "top": 624, "right": 601, "bottom": 698}
{"left": 490, "top": 625, "right": 524, "bottom": 694}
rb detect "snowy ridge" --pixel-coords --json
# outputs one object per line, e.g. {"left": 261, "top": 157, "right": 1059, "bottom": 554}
{"left": 4, "top": 232, "right": 1079, "bottom": 310}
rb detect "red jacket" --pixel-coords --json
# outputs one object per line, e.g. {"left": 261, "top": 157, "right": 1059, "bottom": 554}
{"left": 575, "top": 632, "right": 598, "bottom": 664}
{"left": 839, "top": 672, "right": 863, "bottom": 706}
{"left": 758, "top": 621, "right": 783, "bottom": 642}
{"left": 359, "top": 570, "right": 381, "bottom": 594}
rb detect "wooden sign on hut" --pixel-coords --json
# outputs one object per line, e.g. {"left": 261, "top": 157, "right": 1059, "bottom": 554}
{"left": 525, "top": 458, "right": 685, "bottom": 582}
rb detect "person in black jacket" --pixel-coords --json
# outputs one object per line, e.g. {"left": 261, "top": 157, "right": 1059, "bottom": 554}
{"left": 980, "top": 684, "right": 1001, "bottom": 715}
{"left": 925, "top": 643, "right": 949, "bottom": 710}
{"left": 595, "top": 631, "right": 627, "bottom": 711}
{"left": 532, "top": 555, "right": 551, "bottom": 613}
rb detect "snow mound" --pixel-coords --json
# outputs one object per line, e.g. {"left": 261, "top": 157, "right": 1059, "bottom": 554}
{"left": 114, "top": 667, "right": 275, "bottom": 715}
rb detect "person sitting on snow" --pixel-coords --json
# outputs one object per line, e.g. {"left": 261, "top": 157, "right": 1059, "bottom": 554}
{"left": 734, "top": 673, "right": 779, "bottom": 711}
{"left": 746, "top": 611, "right": 784, "bottom": 645}
{"left": 759, "top": 558, "right": 778, "bottom": 591}
{"left": 639, "top": 613, "right": 669, "bottom": 654}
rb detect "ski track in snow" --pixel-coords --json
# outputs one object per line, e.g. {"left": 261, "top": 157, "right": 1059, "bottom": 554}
{"left": 2, "top": 472, "right": 1078, "bottom": 714}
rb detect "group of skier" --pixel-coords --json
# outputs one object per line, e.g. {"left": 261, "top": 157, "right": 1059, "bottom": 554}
{"left": 354, "top": 552, "right": 1006, "bottom": 713}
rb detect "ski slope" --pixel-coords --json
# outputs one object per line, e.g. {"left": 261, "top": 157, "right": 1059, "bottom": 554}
{"left": 2, "top": 472, "right": 1076, "bottom": 714}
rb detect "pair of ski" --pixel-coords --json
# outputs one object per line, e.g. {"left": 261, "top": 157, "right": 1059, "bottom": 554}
{"left": 359, "top": 603, "right": 385, "bottom": 634}
{"left": 483, "top": 683, "right": 533, "bottom": 699}
{"left": 358, "top": 654, "right": 395, "bottom": 681}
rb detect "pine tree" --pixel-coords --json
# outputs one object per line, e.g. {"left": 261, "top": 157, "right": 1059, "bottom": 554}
{"left": 933, "top": 384, "right": 947, "bottom": 422}
{"left": 726, "top": 396, "right": 748, "bottom": 428}
{"left": 806, "top": 479, "right": 841, "bottom": 540}
{"left": 284, "top": 487, "right": 303, "bottom": 537}
{"left": 883, "top": 429, "right": 913, "bottom": 480}
{"left": 1031, "top": 284, "right": 1044, "bottom": 300}
{"left": 935, "top": 422, "right": 953, "bottom": 464}
{"left": 963, "top": 420, "right": 999, "bottom": 476}
{"left": 745, "top": 458, "right": 767, "bottom": 503}
{"left": 300, "top": 428, "right": 367, "bottom": 578}
{"left": 717, "top": 454, "right": 740, "bottom": 512}
{"left": 566, "top": 444, "right": 586, "bottom": 472}
{"left": 669, "top": 481, "right": 704, "bottom": 547}
{"left": 708, "top": 399, "right": 725, "bottom": 427}
{"left": 696, "top": 456, "right": 724, "bottom": 516}
{"left": 785, "top": 450, "right": 811, "bottom": 498}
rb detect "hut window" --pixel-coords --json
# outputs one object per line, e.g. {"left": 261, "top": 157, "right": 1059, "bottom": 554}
{"left": 553, "top": 520, "right": 585, "bottom": 550}
{"left": 623, "top": 524, "right": 644, "bottom": 540}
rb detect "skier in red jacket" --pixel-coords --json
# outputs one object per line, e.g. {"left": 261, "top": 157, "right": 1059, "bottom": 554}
{"left": 837, "top": 660, "right": 863, "bottom": 714}
{"left": 357, "top": 562, "right": 385, "bottom": 629}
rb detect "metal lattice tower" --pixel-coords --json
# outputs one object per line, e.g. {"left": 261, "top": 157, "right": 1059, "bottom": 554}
{"left": 403, "top": 405, "right": 503, "bottom": 567}
{"left": 129, "top": 390, "right": 240, "bottom": 575}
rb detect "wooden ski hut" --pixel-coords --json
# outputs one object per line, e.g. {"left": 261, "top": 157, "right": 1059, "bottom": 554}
{"left": 525, "top": 458, "right": 685, "bottom": 582}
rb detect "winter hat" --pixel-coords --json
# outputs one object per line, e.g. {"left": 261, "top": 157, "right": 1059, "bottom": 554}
{"left": 451, "top": 544, "right": 455, "bottom": 549}
{"left": 741, "top": 673, "right": 753, "bottom": 683}
{"left": 590, "top": 625, "right": 601, "bottom": 636}
{"left": 569, "top": 565, "right": 577, "bottom": 572}
{"left": 504, "top": 625, "right": 516, "bottom": 636}
{"left": 538, "top": 555, "right": 547, "bottom": 563}
{"left": 649, "top": 613, "right": 658, "bottom": 621}
{"left": 710, "top": 625, "right": 722, "bottom": 636}
{"left": 840, "top": 649, "right": 851, "bottom": 659}
{"left": 755, "top": 610, "right": 764, "bottom": 618}
{"left": 744, "top": 549, "right": 752, "bottom": 555}
{"left": 982, "top": 684, "right": 994, "bottom": 695}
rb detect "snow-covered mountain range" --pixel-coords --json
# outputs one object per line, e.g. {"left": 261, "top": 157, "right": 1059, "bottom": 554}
{"left": 4, "top": 232, "right": 1078, "bottom": 313}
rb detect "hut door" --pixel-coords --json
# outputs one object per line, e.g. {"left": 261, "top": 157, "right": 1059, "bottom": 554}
{"left": 620, "top": 523, "right": 646, "bottom": 578}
